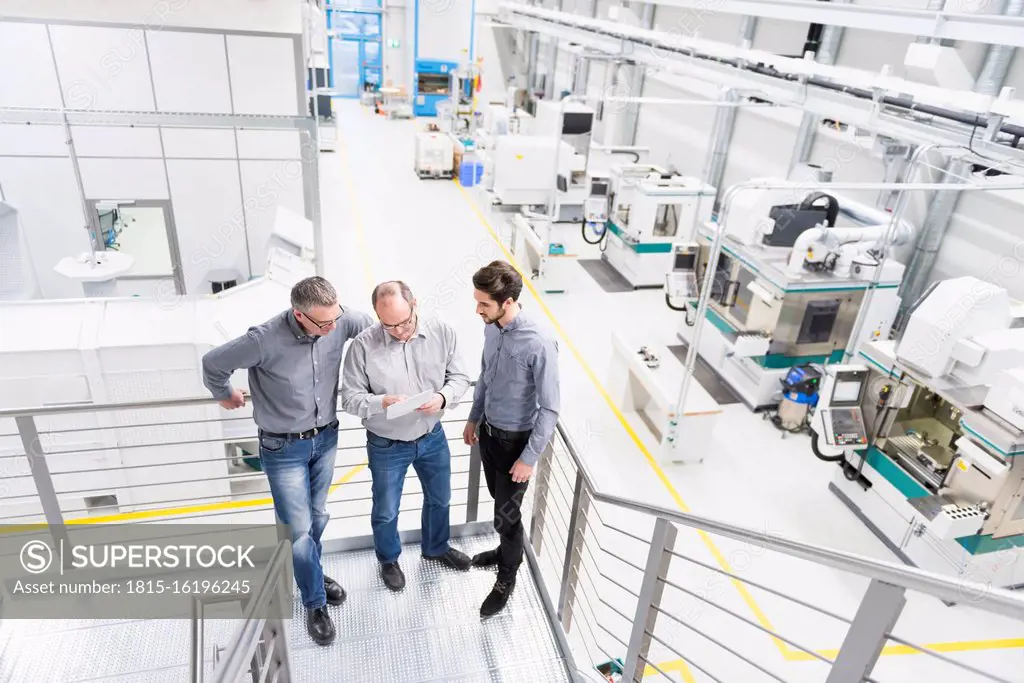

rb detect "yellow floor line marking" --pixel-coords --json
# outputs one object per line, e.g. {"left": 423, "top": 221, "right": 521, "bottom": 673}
{"left": 648, "top": 658, "right": 697, "bottom": 682}
{"left": 452, "top": 180, "right": 1024, "bottom": 661}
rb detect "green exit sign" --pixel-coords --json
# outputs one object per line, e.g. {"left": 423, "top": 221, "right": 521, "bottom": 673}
{"left": 387, "top": 39, "right": 400, "bottom": 48}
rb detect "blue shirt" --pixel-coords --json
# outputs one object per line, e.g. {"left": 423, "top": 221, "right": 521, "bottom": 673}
{"left": 468, "top": 310, "right": 560, "bottom": 466}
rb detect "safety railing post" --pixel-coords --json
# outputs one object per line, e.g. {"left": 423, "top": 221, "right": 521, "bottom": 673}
{"left": 15, "top": 415, "right": 71, "bottom": 566}
{"left": 467, "top": 440, "right": 482, "bottom": 523}
{"left": 825, "top": 579, "right": 906, "bottom": 683}
{"left": 557, "top": 471, "right": 589, "bottom": 633}
{"left": 529, "top": 442, "right": 555, "bottom": 557}
{"left": 623, "top": 517, "right": 677, "bottom": 683}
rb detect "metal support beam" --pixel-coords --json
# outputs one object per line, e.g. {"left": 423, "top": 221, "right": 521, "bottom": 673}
{"left": 702, "top": 87, "right": 740, "bottom": 202}
{"left": 499, "top": 6, "right": 1024, "bottom": 166}
{"left": 898, "top": 0, "right": 1021, "bottom": 314}
{"left": 529, "top": 442, "right": 555, "bottom": 557}
{"left": 788, "top": 0, "right": 848, "bottom": 177}
{"left": 825, "top": 580, "right": 907, "bottom": 683}
{"left": 566, "top": 0, "right": 1024, "bottom": 47}
{"left": 15, "top": 416, "right": 72, "bottom": 568}
{"left": 623, "top": 517, "right": 677, "bottom": 682}
{"left": 621, "top": 2, "right": 656, "bottom": 145}
{"left": 466, "top": 441, "right": 482, "bottom": 523}
{"left": 556, "top": 471, "right": 589, "bottom": 633}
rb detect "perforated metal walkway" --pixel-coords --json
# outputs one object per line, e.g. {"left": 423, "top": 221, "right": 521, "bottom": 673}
{"left": 0, "top": 533, "right": 572, "bottom": 682}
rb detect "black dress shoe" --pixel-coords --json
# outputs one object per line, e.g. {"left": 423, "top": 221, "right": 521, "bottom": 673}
{"left": 480, "top": 578, "right": 515, "bottom": 617}
{"left": 324, "top": 575, "right": 347, "bottom": 606}
{"left": 470, "top": 548, "right": 499, "bottom": 568}
{"left": 306, "top": 606, "right": 336, "bottom": 646}
{"left": 424, "top": 547, "right": 471, "bottom": 571}
{"left": 381, "top": 562, "right": 406, "bottom": 591}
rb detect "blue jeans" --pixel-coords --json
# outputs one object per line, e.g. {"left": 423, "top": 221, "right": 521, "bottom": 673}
{"left": 259, "top": 426, "right": 337, "bottom": 610}
{"left": 366, "top": 421, "right": 452, "bottom": 564}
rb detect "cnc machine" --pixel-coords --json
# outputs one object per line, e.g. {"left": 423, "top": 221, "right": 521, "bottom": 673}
{"left": 668, "top": 184, "right": 914, "bottom": 410}
{"left": 812, "top": 277, "right": 1024, "bottom": 589}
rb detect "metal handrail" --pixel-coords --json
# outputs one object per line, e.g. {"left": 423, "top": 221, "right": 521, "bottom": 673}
{"left": 554, "top": 422, "right": 1024, "bottom": 622}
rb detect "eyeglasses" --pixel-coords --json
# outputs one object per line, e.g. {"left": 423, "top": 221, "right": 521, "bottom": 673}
{"left": 302, "top": 308, "right": 344, "bottom": 330}
{"left": 381, "top": 310, "right": 416, "bottom": 330}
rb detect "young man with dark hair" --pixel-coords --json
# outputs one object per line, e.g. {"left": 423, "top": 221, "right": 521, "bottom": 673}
{"left": 201, "top": 276, "right": 373, "bottom": 647}
{"left": 463, "top": 260, "right": 560, "bottom": 617}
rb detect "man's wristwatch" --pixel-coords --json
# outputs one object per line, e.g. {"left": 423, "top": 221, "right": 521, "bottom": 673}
{"left": 438, "top": 393, "right": 446, "bottom": 409}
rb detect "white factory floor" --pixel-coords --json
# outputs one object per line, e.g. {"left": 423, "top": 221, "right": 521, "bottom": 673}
{"left": 313, "top": 100, "right": 1024, "bottom": 682}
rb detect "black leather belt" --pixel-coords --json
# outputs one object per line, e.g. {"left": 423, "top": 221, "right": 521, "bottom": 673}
{"left": 261, "top": 419, "right": 338, "bottom": 441}
{"left": 482, "top": 421, "right": 531, "bottom": 440}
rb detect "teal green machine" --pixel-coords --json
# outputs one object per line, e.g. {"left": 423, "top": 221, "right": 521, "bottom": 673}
{"left": 810, "top": 277, "right": 1024, "bottom": 589}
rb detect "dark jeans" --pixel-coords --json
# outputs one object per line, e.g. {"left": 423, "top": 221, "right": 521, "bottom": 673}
{"left": 479, "top": 427, "right": 532, "bottom": 583}
{"left": 258, "top": 425, "right": 338, "bottom": 610}
{"left": 366, "top": 421, "right": 452, "bottom": 564}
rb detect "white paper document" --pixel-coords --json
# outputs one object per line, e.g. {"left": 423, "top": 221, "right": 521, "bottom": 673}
{"left": 384, "top": 390, "right": 437, "bottom": 420}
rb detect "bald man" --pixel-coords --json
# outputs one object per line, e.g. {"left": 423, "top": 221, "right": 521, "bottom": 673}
{"left": 341, "top": 281, "right": 472, "bottom": 591}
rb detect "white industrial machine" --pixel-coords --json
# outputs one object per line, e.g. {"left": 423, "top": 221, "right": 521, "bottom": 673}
{"left": 489, "top": 100, "right": 595, "bottom": 222}
{"left": 811, "top": 277, "right": 1024, "bottom": 589}
{"left": 668, "top": 184, "right": 915, "bottom": 410}
{"left": 601, "top": 167, "right": 715, "bottom": 289}
{"left": 414, "top": 128, "right": 455, "bottom": 179}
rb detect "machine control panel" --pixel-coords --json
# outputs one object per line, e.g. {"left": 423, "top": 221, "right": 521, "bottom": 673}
{"left": 822, "top": 407, "right": 869, "bottom": 446}
{"left": 667, "top": 243, "right": 700, "bottom": 299}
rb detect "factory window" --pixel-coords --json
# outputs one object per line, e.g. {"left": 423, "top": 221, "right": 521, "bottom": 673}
{"left": 797, "top": 300, "right": 840, "bottom": 344}
{"left": 417, "top": 73, "right": 451, "bottom": 95}
{"left": 653, "top": 204, "right": 679, "bottom": 238}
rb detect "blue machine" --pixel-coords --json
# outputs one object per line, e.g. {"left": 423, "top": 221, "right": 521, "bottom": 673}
{"left": 413, "top": 59, "right": 457, "bottom": 117}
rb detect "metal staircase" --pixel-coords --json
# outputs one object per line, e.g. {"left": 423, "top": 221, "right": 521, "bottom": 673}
{"left": 2, "top": 393, "right": 1023, "bottom": 682}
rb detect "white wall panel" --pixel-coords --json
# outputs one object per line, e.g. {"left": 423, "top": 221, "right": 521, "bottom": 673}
{"left": 935, "top": 190, "right": 1024, "bottom": 301}
{"left": 651, "top": 6, "right": 744, "bottom": 44}
{"left": 146, "top": 31, "right": 232, "bottom": 113}
{"left": 385, "top": 7, "right": 407, "bottom": 88}
{"left": 0, "top": 0, "right": 302, "bottom": 34}
{"left": 0, "top": 158, "right": 90, "bottom": 299}
{"left": 750, "top": 19, "right": 808, "bottom": 56}
{"left": 160, "top": 129, "right": 238, "bottom": 159}
{"left": 720, "top": 110, "right": 795, "bottom": 190}
{"left": 236, "top": 131, "right": 303, "bottom": 160}
{"left": 71, "top": 126, "right": 163, "bottom": 158}
{"left": 0, "top": 124, "right": 67, "bottom": 156}
{"left": 633, "top": 77, "right": 717, "bottom": 178}
{"left": 48, "top": 25, "right": 156, "bottom": 111}
{"left": 79, "top": 159, "right": 169, "bottom": 200}
{"left": 239, "top": 160, "right": 307, "bottom": 277}
{"left": 166, "top": 160, "right": 250, "bottom": 291}
{"left": 226, "top": 35, "right": 300, "bottom": 116}
{"left": 416, "top": 0, "right": 474, "bottom": 63}
{"left": 0, "top": 22, "right": 63, "bottom": 108}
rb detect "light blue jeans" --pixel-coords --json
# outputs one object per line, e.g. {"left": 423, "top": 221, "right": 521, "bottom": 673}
{"left": 259, "top": 426, "right": 337, "bottom": 610}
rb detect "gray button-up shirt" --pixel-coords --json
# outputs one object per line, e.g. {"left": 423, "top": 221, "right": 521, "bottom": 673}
{"left": 201, "top": 309, "right": 373, "bottom": 434}
{"left": 468, "top": 310, "right": 560, "bottom": 466}
{"left": 341, "top": 316, "right": 471, "bottom": 441}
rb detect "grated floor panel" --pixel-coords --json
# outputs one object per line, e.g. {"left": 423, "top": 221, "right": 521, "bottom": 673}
{"left": 0, "top": 533, "right": 571, "bottom": 682}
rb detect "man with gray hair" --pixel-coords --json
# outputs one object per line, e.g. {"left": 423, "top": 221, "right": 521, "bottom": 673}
{"left": 341, "top": 280, "right": 472, "bottom": 592}
{"left": 201, "top": 275, "right": 372, "bottom": 647}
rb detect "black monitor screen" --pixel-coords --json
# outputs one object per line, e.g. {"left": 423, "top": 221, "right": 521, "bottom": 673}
{"left": 591, "top": 181, "right": 609, "bottom": 196}
{"left": 562, "top": 112, "right": 593, "bottom": 135}
{"left": 674, "top": 252, "right": 696, "bottom": 270}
